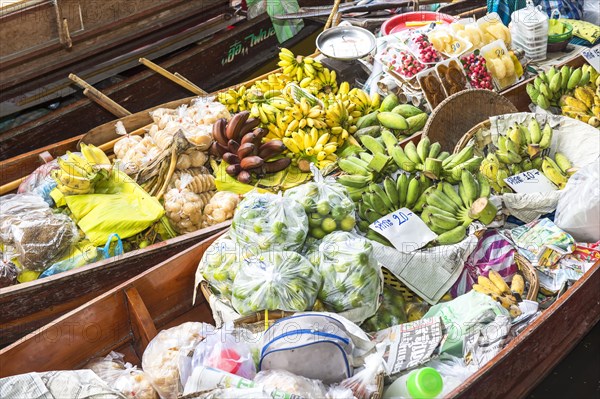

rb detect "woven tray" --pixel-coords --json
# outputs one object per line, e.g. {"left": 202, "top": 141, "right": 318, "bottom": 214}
{"left": 423, "top": 89, "right": 518, "bottom": 152}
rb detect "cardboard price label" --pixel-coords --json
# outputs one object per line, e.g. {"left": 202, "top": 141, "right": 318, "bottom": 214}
{"left": 582, "top": 45, "right": 600, "bottom": 73}
{"left": 504, "top": 169, "right": 557, "bottom": 194}
{"left": 369, "top": 208, "right": 437, "bottom": 252}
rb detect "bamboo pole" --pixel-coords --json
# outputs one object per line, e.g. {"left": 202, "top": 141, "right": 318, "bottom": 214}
{"left": 69, "top": 74, "right": 131, "bottom": 117}
{"left": 139, "top": 58, "right": 206, "bottom": 96}
{"left": 323, "top": 0, "right": 342, "bottom": 31}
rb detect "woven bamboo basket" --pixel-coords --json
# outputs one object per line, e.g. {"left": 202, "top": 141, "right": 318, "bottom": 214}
{"left": 453, "top": 119, "right": 492, "bottom": 154}
{"left": 515, "top": 253, "right": 539, "bottom": 301}
{"left": 422, "top": 89, "right": 518, "bottom": 152}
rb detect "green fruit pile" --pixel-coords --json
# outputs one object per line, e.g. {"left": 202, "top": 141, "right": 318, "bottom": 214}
{"left": 316, "top": 231, "right": 381, "bottom": 317}
{"left": 200, "top": 234, "right": 246, "bottom": 300}
{"left": 361, "top": 285, "right": 407, "bottom": 333}
{"left": 284, "top": 181, "right": 356, "bottom": 239}
{"left": 230, "top": 192, "right": 308, "bottom": 251}
{"left": 527, "top": 65, "right": 591, "bottom": 110}
{"left": 232, "top": 251, "right": 321, "bottom": 315}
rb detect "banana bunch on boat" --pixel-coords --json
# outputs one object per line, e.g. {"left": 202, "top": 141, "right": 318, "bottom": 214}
{"left": 559, "top": 85, "right": 600, "bottom": 127}
{"left": 211, "top": 111, "right": 291, "bottom": 184}
{"left": 526, "top": 64, "right": 593, "bottom": 109}
{"left": 51, "top": 144, "right": 111, "bottom": 195}
{"left": 479, "top": 119, "right": 575, "bottom": 191}
{"left": 354, "top": 93, "right": 428, "bottom": 140}
{"left": 473, "top": 270, "right": 524, "bottom": 318}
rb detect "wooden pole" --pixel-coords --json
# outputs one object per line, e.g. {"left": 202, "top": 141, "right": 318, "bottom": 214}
{"left": 323, "top": 0, "right": 342, "bottom": 31}
{"left": 69, "top": 74, "right": 131, "bottom": 117}
{"left": 139, "top": 58, "right": 206, "bottom": 96}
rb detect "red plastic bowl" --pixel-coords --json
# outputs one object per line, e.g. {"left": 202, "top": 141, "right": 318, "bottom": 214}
{"left": 381, "top": 12, "right": 457, "bottom": 36}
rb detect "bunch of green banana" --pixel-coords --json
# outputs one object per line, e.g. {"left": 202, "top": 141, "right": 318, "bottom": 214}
{"left": 51, "top": 144, "right": 110, "bottom": 195}
{"left": 527, "top": 65, "right": 591, "bottom": 109}
{"left": 421, "top": 170, "right": 496, "bottom": 245}
{"left": 559, "top": 85, "right": 600, "bottom": 127}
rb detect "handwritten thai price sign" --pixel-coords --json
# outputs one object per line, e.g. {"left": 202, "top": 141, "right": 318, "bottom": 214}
{"left": 582, "top": 45, "right": 600, "bottom": 73}
{"left": 504, "top": 169, "right": 557, "bottom": 194}
{"left": 369, "top": 208, "right": 437, "bottom": 252}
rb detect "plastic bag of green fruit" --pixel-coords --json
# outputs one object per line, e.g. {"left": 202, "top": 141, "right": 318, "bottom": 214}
{"left": 199, "top": 233, "right": 249, "bottom": 302}
{"left": 230, "top": 191, "right": 308, "bottom": 252}
{"left": 232, "top": 251, "right": 321, "bottom": 315}
{"left": 315, "top": 231, "right": 382, "bottom": 324}
{"left": 284, "top": 170, "right": 356, "bottom": 239}
{"left": 361, "top": 285, "right": 407, "bottom": 333}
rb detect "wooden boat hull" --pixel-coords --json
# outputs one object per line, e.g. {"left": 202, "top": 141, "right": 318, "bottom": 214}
{"left": 0, "top": 16, "right": 322, "bottom": 160}
{"left": 1, "top": 232, "right": 598, "bottom": 399}
{"left": 0, "top": 222, "right": 228, "bottom": 348}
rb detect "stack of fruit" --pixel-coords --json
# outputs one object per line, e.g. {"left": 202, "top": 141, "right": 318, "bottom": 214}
{"left": 51, "top": 144, "right": 110, "bottom": 196}
{"left": 212, "top": 112, "right": 291, "bottom": 184}
{"left": 479, "top": 118, "right": 575, "bottom": 192}
{"left": 460, "top": 52, "right": 494, "bottom": 90}
{"left": 526, "top": 64, "right": 595, "bottom": 112}
{"left": 473, "top": 270, "right": 524, "bottom": 318}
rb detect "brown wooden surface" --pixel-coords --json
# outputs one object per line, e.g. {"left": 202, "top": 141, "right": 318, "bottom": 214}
{"left": 0, "top": 232, "right": 220, "bottom": 376}
{"left": 0, "top": 221, "right": 229, "bottom": 347}
{"left": 0, "top": 16, "right": 322, "bottom": 159}
{"left": 451, "top": 261, "right": 600, "bottom": 398}
{"left": 125, "top": 287, "right": 158, "bottom": 359}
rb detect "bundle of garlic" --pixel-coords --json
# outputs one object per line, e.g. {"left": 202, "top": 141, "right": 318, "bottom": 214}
{"left": 201, "top": 191, "right": 241, "bottom": 228}
{"left": 164, "top": 173, "right": 215, "bottom": 234}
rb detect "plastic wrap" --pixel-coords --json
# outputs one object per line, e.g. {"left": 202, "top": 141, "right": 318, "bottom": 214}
{"left": 555, "top": 159, "right": 600, "bottom": 243}
{"left": 254, "top": 370, "right": 328, "bottom": 398}
{"left": 199, "top": 234, "right": 248, "bottom": 301}
{"left": 0, "top": 260, "right": 18, "bottom": 288}
{"left": 326, "top": 385, "right": 357, "bottom": 399}
{"left": 339, "top": 353, "right": 384, "bottom": 399}
{"left": 316, "top": 231, "right": 382, "bottom": 323}
{"left": 85, "top": 351, "right": 158, "bottom": 399}
{"left": 361, "top": 285, "right": 407, "bottom": 333}
{"left": 232, "top": 251, "right": 320, "bottom": 315}
{"left": 142, "top": 322, "right": 214, "bottom": 399}
{"left": 230, "top": 191, "right": 308, "bottom": 252}
{"left": 0, "top": 193, "right": 78, "bottom": 272}
{"left": 18, "top": 160, "right": 59, "bottom": 206}
{"left": 164, "top": 173, "right": 215, "bottom": 234}
{"left": 284, "top": 174, "right": 356, "bottom": 239}
{"left": 201, "top": 191, "right": 241, "bottom": 228}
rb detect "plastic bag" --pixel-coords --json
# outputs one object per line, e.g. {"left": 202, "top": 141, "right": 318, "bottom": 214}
{"left": 0, "top": 260, "right": 18, "bottom": 288}
{"left": 18, "top": 160, "right": 59, "bottom": 206}
{"left": 201, "top": 191, "right": 241, "bottom": 228}
{"left": 0, "top": 193, "right": 78, "bottom": 271}
{"left": 230, "top": 191, "right": 308, "bottom": 252}
{"left": 85, "top": 351, "right": 158, "bottom": 399}
{"left": 582, "top": 0, "right": 600, "bottom": 25}
{"left": 450, "top": 229, "right": 518, "bottom": 297}
{"left": 190, "top": 327, "right": 256, "bottom": 381}
{"left": 361, "top": 285, "right": 407, "bottom": 333}
{"left": 142, "top": 322, "right": 214, "bottom": 399}
{"left": 254, "top": 370, "right": 328, "bottom": 398}
{"left": 555, "top": 159, "right": 600, "bottom": 243}
{"left": 39, "top": 234, "right": 123, "bottom": 278}
{"left": 316, "top": 231, "right": 382, "bottom": 323}
{"left": 164, "top": 173, "right": 215, "bottom": 234}
{"left": 232, "top": 251, "right": 320, "bottom": 315}
{"left": 339, "top": 353, "right": 384, "bottom": 399}
{"left": 424, "top": 355, "right": 478, "bottom": 397}
{"left": 284, "top": 172, "right": 356, "bottom": 239}
{"left": 326, "top": 385, "right": 357, "bottom": 399}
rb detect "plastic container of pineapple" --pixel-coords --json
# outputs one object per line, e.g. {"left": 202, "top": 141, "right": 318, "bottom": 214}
{"left": 477, "top": 12, "right": 512, "bottom": 48}
{"left": 480, "top": 39, "right": 518, "bottom": 90}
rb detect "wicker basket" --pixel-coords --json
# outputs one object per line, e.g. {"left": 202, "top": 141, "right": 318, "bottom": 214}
{"left": 515, "top": 253, "right": 539, "bottom": 301}
{"left": 453, "top": 119, "right": 492, "bottom": 154}
{"left": 423, "top": 89, "right": 518, "bottom": 152}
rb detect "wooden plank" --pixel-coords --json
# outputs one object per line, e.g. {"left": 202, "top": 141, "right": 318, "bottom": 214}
{"left": 125, "top": 287, "right": 158, "bottom": 359}
{"left": 451, "top": 262, "right": 600, "bottom": 398}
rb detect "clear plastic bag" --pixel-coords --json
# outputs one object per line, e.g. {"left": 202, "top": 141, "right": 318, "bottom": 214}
{"left": 199, "top": 234, "right": 248, "bottom": 301}
{"left": 284, "top": 172, "right": 356, "bottom": 239}
{"left": 316, "top": 231, "right": 382, "bottom": 323}
{"left": 232, "top": 251, "right": 320, "bottom": 315}
{"left": 555, "top": 158, "right": 600, "bottom": 243}
{"left": 201, "top": 191, "right": 241, "bottom": 228}
{"left": 253, "top": 370, "right": 328, "bottom": 398}
{"left": 0, "top": 260, "right": 18, "bottom": 288}
{"left": 18, "top": 160, "right": 59, "bottom": 206}
{"left": 164, "top": 173, "right": 215, "bottom": 234}
{"left": 361, "top": 285, "right": 407, "bottom": 333}
{"left": 0, "top": 193, "right": 78, "bottom": 272}
{"left": 85, "top": 351, "right": 158, "bottom": 399}
{"left": 142, "top": 322, "right": 214, "bottom": 399}
{"left": 339, "top": 353, "right": 384, "bottom": 399}
{"left": 230, "top": 191, "right": 308, "bottom": 252}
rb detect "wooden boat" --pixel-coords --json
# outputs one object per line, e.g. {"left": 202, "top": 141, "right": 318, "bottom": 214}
{"left": 0, "top": 12, "right": 323, "bottom": 160}
{"left": 1, "top": 231, "right": 598, "bottom": 399}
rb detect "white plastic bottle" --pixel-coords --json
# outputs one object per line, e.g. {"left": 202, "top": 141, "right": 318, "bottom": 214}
{"left": 383, "top": 367, "right": 443, "bottom": 399}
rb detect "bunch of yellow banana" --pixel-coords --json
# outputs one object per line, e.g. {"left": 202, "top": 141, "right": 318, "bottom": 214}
{"left": 315, "top": 67, "right": 338, "bottom": 94}
{"left": 217, "top": 86, "right": 249, "bottom": 113}
{"left": 248, "top": 93, "right": 293, "bottom": 125}
{"left": 559, "top": 85, "right": 600, "bottom": 127}
{"left": 251, "top": 73, "right": 291, "bottom": 94}
{"left": 473, "top": 270, "right": 523, "bottom": 318}
{"left": 277, "top": 48, "right": 324, "bottom": 82}
{"left": 324, "top": 99, "right": 358, "bottom": 145}
{"left": 348, "top": 87, "right": 381, "bottom": 115}
{"left": 52, "top": 144, "right": 110, "bottom": 195}
{"left": 282, "top": 128, "right": 338, "bottom": 170}
{"left": 542, "top": 153, "right": 574, "bottom": 189}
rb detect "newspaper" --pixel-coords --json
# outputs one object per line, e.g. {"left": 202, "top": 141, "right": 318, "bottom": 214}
{"left": 372, "top": 317, "right": 444, "bottom": 377}
{"left": 371, "top": 233, "right": 478, "bottom": 304}
{"left": 0, "top": 370, "right": 122, "bottom": 399}
{"left": 463, "top": 315, "right": 511, "bottom": 369}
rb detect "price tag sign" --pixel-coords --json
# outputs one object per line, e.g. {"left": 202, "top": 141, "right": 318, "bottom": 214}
{"left": 504, "top": 169, "right": 557, "bottom": 194}
{"left": 369, "top": 208, "right": 437, "bottom": 252}
{"left": 582, "top": 45, "right": 600, "bottom": 73}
